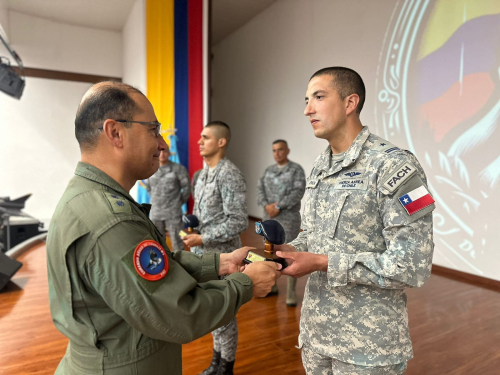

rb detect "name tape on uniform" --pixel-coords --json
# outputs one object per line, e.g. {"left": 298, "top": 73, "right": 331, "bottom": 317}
{"left": 382, "top": 162, "right": 416, "bottom": 193}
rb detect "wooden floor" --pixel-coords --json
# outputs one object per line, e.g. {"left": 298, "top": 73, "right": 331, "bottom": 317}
{"left": 1, "top": 225, "right": 499, "bottom": 375}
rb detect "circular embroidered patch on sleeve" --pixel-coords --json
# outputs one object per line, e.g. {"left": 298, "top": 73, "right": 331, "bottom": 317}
{"left": 133, "top": 240, "right": 169, "bottom": 281}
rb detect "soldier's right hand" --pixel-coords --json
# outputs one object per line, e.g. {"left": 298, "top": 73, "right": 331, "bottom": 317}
{"left": 243, "top": 261, "right": 282, "bottom": 297}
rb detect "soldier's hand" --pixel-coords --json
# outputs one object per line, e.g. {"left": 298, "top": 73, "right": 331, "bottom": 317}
{"left": 265, "top": 203, "right": 280, "bottom": 218}
{"left": 276, "top": 251, "right": 327, "bottom": 278}
{"left": 243, "top": 261, "right": 282, "bottom": 297}
{"left": 182, "top": 234, "right": 203, "bottom": 247}
{"left": 219, "top": 247, "right": 256, "bottom": 275}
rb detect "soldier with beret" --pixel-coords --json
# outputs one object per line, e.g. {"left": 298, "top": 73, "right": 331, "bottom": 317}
{"left": 182, "top": 121, "right": 248, "bottom": 375}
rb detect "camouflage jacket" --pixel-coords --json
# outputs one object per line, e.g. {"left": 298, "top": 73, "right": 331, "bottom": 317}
{"left": 257, "top": 161, "right": 306, "bottom": 242}
{"left": 192, "top": 157, "right": 248, "bottom": 254}
{"left": 144, "top": 162, "right": 190, "bottom": 221}
{"left": 290, "top": 127, "right": 435, "bottom": 366}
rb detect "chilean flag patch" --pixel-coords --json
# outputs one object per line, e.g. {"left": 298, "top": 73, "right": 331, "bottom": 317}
{"left": 398, "top": 186, "right": 435, "bottom": 215}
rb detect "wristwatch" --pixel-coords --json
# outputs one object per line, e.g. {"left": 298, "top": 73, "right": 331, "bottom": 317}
{"left": 275, "top": 204, "right": 281, "bottom": 211}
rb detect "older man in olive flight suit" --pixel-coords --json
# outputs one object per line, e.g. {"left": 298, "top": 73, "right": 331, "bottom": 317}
{"left": 46, "top": 82, "right": 281, "bottom": 375}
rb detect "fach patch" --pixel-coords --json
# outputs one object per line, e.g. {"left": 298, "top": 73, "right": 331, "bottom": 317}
{"left": 382, "top": 162, "right": 416, "bottom": 193}
{"left": 133, "top": 240, "right": 169, "bottom": 281}
{"left": 104, "top": 192, "right": 132, "bottom": 214}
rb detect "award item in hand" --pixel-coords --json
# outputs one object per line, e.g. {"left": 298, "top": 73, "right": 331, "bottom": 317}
{"left": 180, "top": 214, "right": 200, "bottom": 251}
{"left": 243, "top": 220, "right": 287, "bottom": 269}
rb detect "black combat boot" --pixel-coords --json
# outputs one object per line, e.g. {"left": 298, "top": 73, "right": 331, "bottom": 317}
{"left": 199, "top": 350, "right": 221, "bottom": 375}
{"left": 216, "top": 358, "right": 235, "bottom": 375}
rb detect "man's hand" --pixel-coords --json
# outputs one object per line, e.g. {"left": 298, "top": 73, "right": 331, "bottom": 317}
{"left": 265, "top": 203, "right": 280, "bottom": 218}
{"left": 182, "top": 234, "right": 203, "bottom": 247}
{"left": 243, "top": 261, "right": 282, "bottom": 297}
{"left": 276, "top": 251, "right": 327, "bottom": 278}
{"left": 219, "top": 247, "right": 255, "bottom": 275}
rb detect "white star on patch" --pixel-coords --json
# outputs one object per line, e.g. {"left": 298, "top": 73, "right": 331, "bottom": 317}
{"left": 403, "top": 198, "right": 409, "bottom": 203}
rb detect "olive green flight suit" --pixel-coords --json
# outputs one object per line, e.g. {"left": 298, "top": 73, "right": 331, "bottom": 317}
{"left": 46, "top": 162, "right": 253, "bottom": 375}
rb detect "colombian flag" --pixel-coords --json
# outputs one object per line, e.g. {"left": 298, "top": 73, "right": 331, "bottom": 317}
{"left": 137, "top": 0, "right": 208, "bottom": 205}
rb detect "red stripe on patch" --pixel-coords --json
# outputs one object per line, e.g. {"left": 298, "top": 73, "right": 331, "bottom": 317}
{"left": 405, "top": 194, "right": 435, "bottom": 215}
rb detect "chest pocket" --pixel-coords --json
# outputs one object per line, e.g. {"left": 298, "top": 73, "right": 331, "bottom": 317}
{"left": 325, "top": 191, "right": 349, "bottom": 239}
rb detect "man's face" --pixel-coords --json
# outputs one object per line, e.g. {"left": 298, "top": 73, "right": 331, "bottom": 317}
{"left": 304, "top": 75, "right": 348, "bottom": 141}
{"left": 159, "top": 146, "right": 170, "bottom": 164}
{"left": 198, "top": 127, "right": 220, "bottom": 158}
{"left": 123, "top": 93, "right": 167, "bottom": 179}
{"left": 272, "top": 142, "right": 289, "bottom": 164}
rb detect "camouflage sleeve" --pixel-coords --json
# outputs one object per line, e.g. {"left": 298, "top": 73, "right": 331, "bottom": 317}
{"left": 278, "top": 165, "right": 306, "bottom": 209}
{"left": 256, "top": 171, "right": 269, "bottom": 207}
{"left": 288, "top": 169, "right": 315, "bottom": 252}
{"left": 328, "top": 153, "right": 434, "bottom": 289}
{"left": 201, "top": 172, "right": 248, "bottom": 246}
{"left": 178, "top": 165, "right": 191, "bottom": 204}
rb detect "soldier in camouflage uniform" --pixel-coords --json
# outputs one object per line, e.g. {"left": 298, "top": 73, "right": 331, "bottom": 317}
{"left": 277, "top": 67, "right": 435, "bottom": 375}
{"left": 182, "top": 121, "right": 248, "bottom": 375}
{"left": 257, "top": 139, "right": 306, "bottom": 306}
{"left": 46, "top": 82, "right": 281, "bottom": 375}
{"left": 143, "top": 143, "right": 190, "bottom": 252}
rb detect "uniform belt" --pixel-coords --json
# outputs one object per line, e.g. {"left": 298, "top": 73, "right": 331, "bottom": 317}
{"left": 68, "top": 339, "right": 164, "bottom": 370}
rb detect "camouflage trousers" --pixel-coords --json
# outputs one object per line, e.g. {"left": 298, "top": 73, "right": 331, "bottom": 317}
{"left": 152, "top": 219, "right": 184, "bottom": 252}
{"left": 302, "top": 344, "right": 407, "bottom": 375}
{"left": 212, "top": 317, "right": 238, "bottom": 361}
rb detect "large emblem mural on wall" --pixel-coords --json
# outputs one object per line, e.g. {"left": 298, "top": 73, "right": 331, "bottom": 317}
{"left": 375, "top": 0, "right": 500, "bottom": 279}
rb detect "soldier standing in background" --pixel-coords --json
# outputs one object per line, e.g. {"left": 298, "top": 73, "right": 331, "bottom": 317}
{"left": 257, "top": 139, "right": 306, "bottom": 306}
{"left": 277, "top": 67, "right": 435, "bottom": 375}
{"left": 144, "top": 143, "right": 190, "bottom": 252}
{"left": 182, "top": 121, "right": 248, "bottom": 375}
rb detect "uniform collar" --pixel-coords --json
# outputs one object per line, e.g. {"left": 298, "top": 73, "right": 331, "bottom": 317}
{"left": 75, "top": 161, "right": 138, "bottom": 205}
{"left": 271, "top": 161, "right": 290, "bottom": 175}
{"left": 313, "top": 126, "right": 370, "bottom": 176}
{"left": 205, "top": 156, "right": 227, "bottom": 182}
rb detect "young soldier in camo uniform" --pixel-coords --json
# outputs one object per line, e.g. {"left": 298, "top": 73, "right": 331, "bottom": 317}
{"left": 257, "top": 139, "right": 306, "bottom": 306}
{"left": 182, "top": 121, "right": 248, "bottom": 375}
{"left": 277, "top": 67, "right": 435, "bottom": 375}
{"left": 143, "top": 143, "right": 190, "bottom": 252}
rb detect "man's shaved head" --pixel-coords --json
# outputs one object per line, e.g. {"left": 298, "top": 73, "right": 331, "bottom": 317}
{"left": 75, "top": 81, "right": 144, "bottom": 152}
{"left": 205, "top": 121, "right": 231, "bottom": 146}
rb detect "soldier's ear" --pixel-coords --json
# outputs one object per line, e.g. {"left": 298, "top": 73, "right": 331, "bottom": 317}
{"left": 218, "top": 137, "right": 227, "bottom": 148}
{"left": 102, "top": 119, "right": 125, "bottom": 149}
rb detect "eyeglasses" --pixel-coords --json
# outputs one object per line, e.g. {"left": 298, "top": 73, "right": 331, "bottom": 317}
{"left": 98, "top": 119, "right": 162, "bottom": 137}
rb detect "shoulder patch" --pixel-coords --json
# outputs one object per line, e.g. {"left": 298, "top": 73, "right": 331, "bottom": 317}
{"left": 398, "top": 186, "right": 435, "bottom": 216}
{"left": 381, "top": 162, "right": 417, "bottom": 193}
{"left": 104, "top": 192, "right": 132, "bottom": 214}
{"left": 133, "top": 240, "right": 169, "bottom": 281}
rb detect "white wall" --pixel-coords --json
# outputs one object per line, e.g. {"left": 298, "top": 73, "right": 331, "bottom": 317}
{"left": 0, "top": 0, "right": 8, "bottom": 39}
{"left": 122, "top": 0, "right": 146, "bottom": 93}
{"left": 122, "top": 0, "right": 147, "bottom": 200}
{"left": 0, "top": 11, "right": 122, "bottom": 228}
{"left": 211, "top": 0, "right": 500, "bottom": 281}
{"left": 9, "top": 11, "right": 121, "bottom": 76}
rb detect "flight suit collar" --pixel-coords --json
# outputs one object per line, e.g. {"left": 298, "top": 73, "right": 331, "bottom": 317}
{"left": 313, "top": 126, "right": 370, "bottom": 178}
{"left": 74, "top": 161, "right": 140, "bottom": 209}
